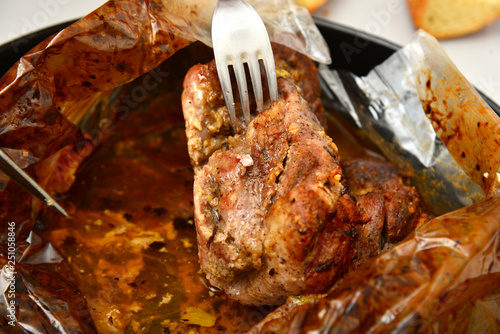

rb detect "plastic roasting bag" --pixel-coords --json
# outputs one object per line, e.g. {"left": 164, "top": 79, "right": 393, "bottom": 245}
{"left": 0, "top": 0, "right": 329, "bottom": 332}
{"left": 0, "top": 0, "right": 499, "bottom": 332}
{"left": 250, "top": 31, "right": 500, "bottom": 333}
{"left": 318, "top": 31, "right": 500, "bottom": 215}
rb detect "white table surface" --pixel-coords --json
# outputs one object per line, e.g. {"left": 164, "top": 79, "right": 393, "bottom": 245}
{"left": 0, "top": 0, "right": 499, "bottom": 106}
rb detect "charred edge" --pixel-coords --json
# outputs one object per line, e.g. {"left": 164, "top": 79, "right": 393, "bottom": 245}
{"left": 380, "top": 217, "right": 388, "bottom": 250}
{"left": 314, "top": 259, "right": 333, "bottom": 272}
{"left": 211, "top": 206, "right": 220, "bottom": 224}
{"left": 347, "top": 192, "right": 357, "bottom": 203}
{"left": 207, "top": 231, "right": 216, "bottom": 249}
{"left": 339, "top": 169, "right": 352, "bottom": 198}
{"left": 275, "top": 155, "right": 288, "bottom": 184}
{"left": 343, "top": 229, "right": 357, "bottom": 238}
{"left": 350, "top": 193, "right": 357, "bottom": 203}
{"left": 275, "top": 170, "right": 284, "bottom": 184}
{"left": 325, "top": 145, "right": 337, "bottom": 160}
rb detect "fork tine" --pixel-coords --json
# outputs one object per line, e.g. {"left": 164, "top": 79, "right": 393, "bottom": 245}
{"left": 212, "top": 0, "right": 278, "bottom": 129}
{"left": 248, "top": 54, "right": 264, "bottom": 112}
{"left": 262, "top": 49, "right": 278, "bottom": 102}
{"left": 233, "top": 58, "right": 251, "bottom": 125}
{"left": 218, "top": 64, "right": 237, "bottom": 128}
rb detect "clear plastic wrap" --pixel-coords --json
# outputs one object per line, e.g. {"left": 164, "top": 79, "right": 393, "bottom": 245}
{"left": 251, "top": 197, "right": 500, "bottom": 333}
{"left": 0, "top": 0, "right": 328, "bottom": 332}
{"left": 251, "top": 31, "right": 500, "bottom": 333}
{"left": 318, "top": 31, "right": 499, "bottom": 215}
{"left": 166, "top": 0, "right": 332, "bottom": 64}
{"left": 0, "top": 0, "right": 499, "bottom": 332}
{"left": 0, "top": 0, "right": 329, "bottom": 169}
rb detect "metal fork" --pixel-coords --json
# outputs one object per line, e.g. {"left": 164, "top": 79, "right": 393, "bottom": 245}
{"left": 211, "top": 0, "right": 278, "bottom": 129}
{"left": 0, "top": 148, "right": 68, "bottom": 216}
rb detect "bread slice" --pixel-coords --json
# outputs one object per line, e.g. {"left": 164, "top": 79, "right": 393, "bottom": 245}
{"left": 294, "top": 0, "right": 329, "bottom": 12}
{"left": 408, "top": 0, "right": 500, "bottom": 39}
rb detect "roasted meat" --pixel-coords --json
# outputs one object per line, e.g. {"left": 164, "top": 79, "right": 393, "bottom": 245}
{"left": 181, "top": 45, "right": 429, "bottom": 306}
{"left": 342, "top": 158, "right": 429, "bottom": 265}
{"left": 249, "top": 198, "right": 500, "bottom": 334}
{"left": 186, "top": 74, "right": 351, "bottom": 305}
{"left": 182, "top": 43, "right": 323, "bottom": 170}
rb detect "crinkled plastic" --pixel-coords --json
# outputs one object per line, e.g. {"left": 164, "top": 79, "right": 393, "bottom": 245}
{"left": 1, "top": 227, "right": 97, "bottom": 333}
{"left": 408, "top": 32, "right": 500, "bottom": 200}
{"left": 318, "top": 31, "right": 500, "bottom": 215}
{"left": 0, "top": 0, "right": 329, "bottom": 169}
{"left": 166, "top": 0, "right": 332, "bottom": 64}
{"left": 250, "top": 197, "right": 500, "bottom": 333}
{"left": 0, "top": 0, "right": 498, "bottom": 332}
{"left": 0, "top": 0, "right": 329, "bottom": 332}
{"left": 250, "top": 31, "right": 500, "bottom": 333}
{"left": 0, "top": 43, "right": 281, "bottom": 332}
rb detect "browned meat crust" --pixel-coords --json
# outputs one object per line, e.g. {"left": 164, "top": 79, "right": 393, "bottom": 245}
{"left": 250, "top": 197, "right": 499, "bottom": 334}
{"left": 181, "top": 46, "right": 429, "bottom": 306}
{"left": 193, "top": 78, "right": 352, "bottom": 305}
{"left": 272, "top": 44, "right": 324, "bottom": 121}
{"left": 181, "top": 44, "right": 323, "bottom": 170}
{"left": 341, "top": 158, "right": 430, "bottom": 265}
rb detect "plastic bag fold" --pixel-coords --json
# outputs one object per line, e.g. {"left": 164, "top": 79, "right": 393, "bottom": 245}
{"left": 0, "top": 0, "right": 499, "bottom": 332}
{"left": 251, "top": 30, "right": 500, "bottom": 333}
{"left": 0, "top": 0, "right": 329, "bottom": 332}
{"left": 319, "top": 30, "right": 500, "bottom": 215}
{"left": 251, "top": 197, "right": 500, "bottom": 333}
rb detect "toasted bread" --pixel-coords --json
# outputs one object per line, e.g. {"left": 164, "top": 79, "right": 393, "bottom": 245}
{"left": 408, "top": 0, "right": 500, "bottom": 39}
{"left": 294, "top": 0, "right": 329, "bottom": 12}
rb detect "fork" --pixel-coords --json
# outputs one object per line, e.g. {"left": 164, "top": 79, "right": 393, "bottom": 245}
{"left": 0, "top": 148, "right": 68, "bottom": 216}
{"left": 211, "top": 0, "right": 278, "bottom": 129}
